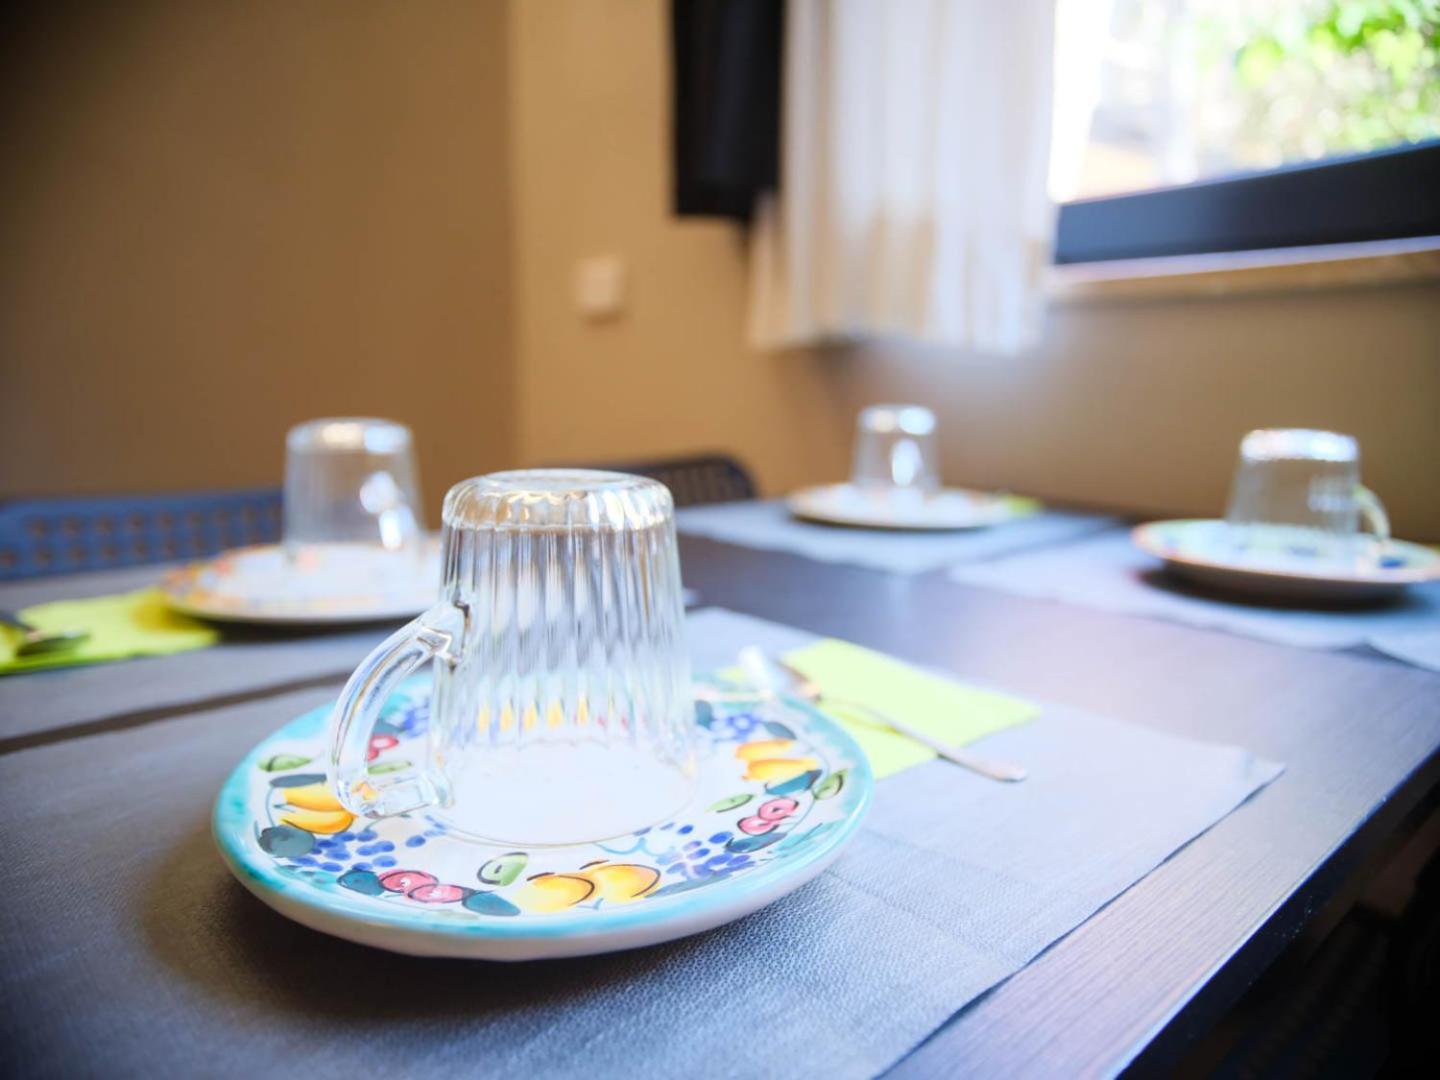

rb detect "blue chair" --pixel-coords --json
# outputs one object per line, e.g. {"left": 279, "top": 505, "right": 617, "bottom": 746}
{"left": 574, "top": 454, "right": 756, "bottom": 508}
{"left": 0, "top": 489, "right": 283, "bottom": 581}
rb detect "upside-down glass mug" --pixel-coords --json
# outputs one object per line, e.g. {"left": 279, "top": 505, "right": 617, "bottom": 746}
{"left": 850, "top": 404, "right": 941, "bottom": 496}
{"left": 327, "top": 470, "right": 697, "bottom": 846}
{"left": 284, "top": 417, "right": 424, "bottom": 554}
{"left": 1224, "top": 428, "right": 1390, "bottom": 557}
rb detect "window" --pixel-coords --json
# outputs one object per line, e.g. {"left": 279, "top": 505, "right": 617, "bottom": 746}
{"left": 1051, "top": 0, "right": 1440, "bottom": 263}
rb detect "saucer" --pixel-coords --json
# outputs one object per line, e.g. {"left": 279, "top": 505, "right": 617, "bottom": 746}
{"left": 1133, "top": 520, "right": 1440, "bottom": 602}
{"left": 163, "top": 539, "right": 441, "bottom": 625}
{"left": 214, "top": 678, "right": 872, "bottom": 960}
{"left": 788, "top": 484, "right": 1038, "bottom": 531}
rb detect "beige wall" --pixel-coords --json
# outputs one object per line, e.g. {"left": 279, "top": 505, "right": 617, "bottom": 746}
{"left": 509, "top": 0, "right": 1440, "bottom": 538}
{"left": 5, "top": 0, "right": 1437, "bottom": 540}
{"left": 835, "top": 283, "right": 1440, "bottom": 533}
{"left": 0, "top": 0, "right": 514, "bottom": 517}
{"left": 508, "top": 0, "right": 848, "bottom": 495}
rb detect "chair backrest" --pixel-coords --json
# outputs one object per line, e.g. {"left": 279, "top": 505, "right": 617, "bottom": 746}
{"left": 576, "top": 454, "right": 756, "bottom": 509}
{"left": 0, "top": 489, "right": 283, "bottom": 581}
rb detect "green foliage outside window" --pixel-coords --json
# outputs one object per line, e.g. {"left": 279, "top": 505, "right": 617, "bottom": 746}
{"left": 1219, "top": 0, "right": 1439, "bottom": 163}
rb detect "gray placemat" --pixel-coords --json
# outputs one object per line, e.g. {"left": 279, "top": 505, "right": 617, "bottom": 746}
{"left": 676, "top": 498, "right": 1119, "bottom": 575}
{"left": 1, "top": 608, "right": 1280, "bottom": 1078}
{"left": 1366, "top": 629, "right": 1440, "bottom": 672}
{"left": 947, "top": 531, "right": 1440, "bottom": 670}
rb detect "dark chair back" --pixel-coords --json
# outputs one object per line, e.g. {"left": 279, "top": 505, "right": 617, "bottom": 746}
{"left": 0, "top": 489, "right": 283, "bottom": 581}
{"left": 577, "top": 454, "right": 756, "bottom": 508}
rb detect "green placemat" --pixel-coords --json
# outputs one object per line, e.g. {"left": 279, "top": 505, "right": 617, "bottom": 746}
{"left": 782, "top": 638, "right": 1039, "bottom": 778}
{"left": 719, "top": 637, "right": 1040, "bottom": 779}
{"left": 1, "top": 588, "right": 219, "bottom": 675}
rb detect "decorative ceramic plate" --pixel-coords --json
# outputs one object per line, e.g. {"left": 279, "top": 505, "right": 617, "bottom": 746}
{"left": 163, "top": 540, "right": 441, "bottom": 625}
{"left": 214, "top": 679, "right": 872, "bottom": 960}
{"left": 787, "top": 483, "right": 1039, "bottom": 531}
{"left": 1133, "top": 519, "right": 1440, "bottom": 602}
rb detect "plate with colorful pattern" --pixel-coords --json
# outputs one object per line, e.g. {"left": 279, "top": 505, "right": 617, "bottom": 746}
{"left": 164, "top": 540, "right": 441, "bottom": 625}
{"left": 1133, "top": 519, "right": 1440, "bottom": 602}
{"left": 788, "top": 483, "right": 1039, "bottom": 531}
{"left": 214, "top": 678, "right": 872, "bottom": 960}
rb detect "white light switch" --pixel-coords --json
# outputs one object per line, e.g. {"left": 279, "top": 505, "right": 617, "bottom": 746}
{"left": 574, "top": 255, "right": 627, "bottom": 320}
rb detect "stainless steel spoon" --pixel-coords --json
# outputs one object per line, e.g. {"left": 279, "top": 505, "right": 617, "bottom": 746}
{"left": 738, "top": 646, "right": 1028, "bottom": 783}
{"left": 0, "top": 609, "right": 90, "bottom": 657}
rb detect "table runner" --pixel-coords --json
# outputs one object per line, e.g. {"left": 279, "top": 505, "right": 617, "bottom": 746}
{"left": 0, "top": 622, "right": 389, "bottom": 744}
{"left": 0, "top": 574, "right": 700, "bottom": 744}
{"left": 945, "top": 531, "right": 1440, "bottom": 671}
{"left": 0, "top": 588, "right": 218, "bottom": 674}
{"left": 676, "top": 498, "right": 1118, "bottom": 575}
{"left": 0, "top": 565, "right": 397, "bottom": 741}
{"left": 1367, "top": 630, "right": 1440, "bottom": 673}
{"left": 1, "top": 609, "right": 1280, "bottom": 1078}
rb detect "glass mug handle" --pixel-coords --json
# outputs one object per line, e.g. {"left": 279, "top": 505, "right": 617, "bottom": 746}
{"left": 1354, "top": 485, "right": 1391, "bottom": 545}
{"left": 327, "top": 600, "right": 467, "bottom": 819}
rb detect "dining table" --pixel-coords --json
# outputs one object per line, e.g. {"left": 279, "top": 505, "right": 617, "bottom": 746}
{"left": 2, "top": 519, "right": 1437, "bottom": 1077}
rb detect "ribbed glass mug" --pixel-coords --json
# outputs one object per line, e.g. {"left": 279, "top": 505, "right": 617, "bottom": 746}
{"left": 284, "top": 417, "right": 425, "bottom": 554}
{"left": 327, "top": 470, "right": 696, "bottom": 845}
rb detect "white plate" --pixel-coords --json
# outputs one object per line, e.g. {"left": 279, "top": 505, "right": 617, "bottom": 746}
{"left": 163, "top": 540, "right": 441, "bottom": 625}
{"left": 1133, "top": 519, "right": 1440, "bottom": 602}
{"left": 213, "top": 678, "right": 872, "bottom": 960}
{"left": 787, "top": 484, "right": 1039, "bottom": 531}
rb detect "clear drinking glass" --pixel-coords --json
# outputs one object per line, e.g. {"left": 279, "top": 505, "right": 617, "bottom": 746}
{"left": 850, "top": 404, "right": 941, "bottom": 495}
{"left": 284, "top": 418, "right": 424, "bottom": 553}
{"left": 1224, "top": 429, "right": 1390, "bottom": 555}
{"left": 327, "top": 469, "right": 696, "bottom": 846}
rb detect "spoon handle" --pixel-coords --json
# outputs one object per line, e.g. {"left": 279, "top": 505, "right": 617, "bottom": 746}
{"left": 754, "top": 651, "right": 1028, "bottom": 783}
{"left": 831, "top": 695, "right": 1028, "bottom": 783}
{"left": 0, "top": 609, "right": 38, "bottom": 633}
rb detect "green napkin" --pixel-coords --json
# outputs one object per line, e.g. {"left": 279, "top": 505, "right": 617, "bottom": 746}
{"left": 781, "top": 638, "right": 1039, "bottom": 779}
{"left": 1000, "top": 494, "right": 1042, "bottom": 516}
{"left": 0, "top": 588, "right": 219, "bottom": 675}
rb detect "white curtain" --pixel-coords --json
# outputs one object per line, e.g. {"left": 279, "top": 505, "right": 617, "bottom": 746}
{"left": 749, "top": 0, "right": 1057, "bottom": 354}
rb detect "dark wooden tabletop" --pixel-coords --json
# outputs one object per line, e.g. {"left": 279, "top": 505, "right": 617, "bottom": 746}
{"left": 2, "top": 531, "right": 1437, "bottom": 1076}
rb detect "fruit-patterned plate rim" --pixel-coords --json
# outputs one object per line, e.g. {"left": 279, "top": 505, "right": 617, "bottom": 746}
{"left": 1133, "top": 519, "right": 1440, "bottom": 587}
{"left": 164, "top": 538, "right": 442, "bottom": 625}
{"left": 213, "top": 678, "right": 873, "bottom": 959}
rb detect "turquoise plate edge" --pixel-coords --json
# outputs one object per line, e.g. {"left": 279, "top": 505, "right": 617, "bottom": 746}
{"left": 212, "top": 678, "right": 874, "bottom": 943}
